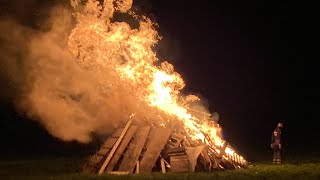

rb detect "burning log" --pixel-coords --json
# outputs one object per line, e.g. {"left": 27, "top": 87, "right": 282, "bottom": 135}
{"left": 82, "top": 118, "right": 248, "bottom": 175}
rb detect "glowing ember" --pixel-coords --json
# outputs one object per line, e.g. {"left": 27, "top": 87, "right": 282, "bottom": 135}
{"left": 68, "top": 0, "right": 244, "bottom": 160}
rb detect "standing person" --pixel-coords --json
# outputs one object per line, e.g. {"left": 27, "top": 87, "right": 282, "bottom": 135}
{"left": 271, "top": 122, "right": 283, "bottom": 164}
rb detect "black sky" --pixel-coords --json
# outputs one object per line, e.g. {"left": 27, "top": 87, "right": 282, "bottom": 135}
{"left": 0, "top": 0, "right": 319, "bottom": 160}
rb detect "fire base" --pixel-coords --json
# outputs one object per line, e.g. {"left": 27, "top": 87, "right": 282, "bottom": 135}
{"left": 82, "top": 118, "right": 248, "bottom": 175}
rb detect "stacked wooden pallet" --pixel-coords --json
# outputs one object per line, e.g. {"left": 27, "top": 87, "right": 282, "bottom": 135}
{"left": 82, "top": 118, "right": 248, "bottom": 175}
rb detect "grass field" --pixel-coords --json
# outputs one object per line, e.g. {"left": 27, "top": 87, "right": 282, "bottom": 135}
{"left": 1, "top": 156, "right": 320, "bottom": 180}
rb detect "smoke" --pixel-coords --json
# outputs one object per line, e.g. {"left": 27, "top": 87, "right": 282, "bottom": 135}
{"left": 0, "top": 5, "right": 137, "bottom": 143}
{"left": 0, "top": 20, "right": 30, "bottom": 101}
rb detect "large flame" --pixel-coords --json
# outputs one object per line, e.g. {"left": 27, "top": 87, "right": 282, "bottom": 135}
{"left": 68, "top": 0, "right": 242, "bottom": 160}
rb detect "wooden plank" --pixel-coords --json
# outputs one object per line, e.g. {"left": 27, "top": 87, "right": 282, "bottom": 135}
{"left": 118, "top": 126, "right": 150, "bottom": 173}
{"left": 183, "top": 137, "right": 191, "bottom": 147}
{"left": 165, "top": 144, "right": 175, "bottom": 149}
{"left": 185, "top": 133, "right": 196, "bottom": 147}
{"left": 168, "top": 134, "right": 183, "bottom": 147}
{"left": 186, "top": 145, "right": 206, "bottom": 172}
{"left": 82, "top": 164, "right": 94, "bottom": 174}
{"left": 160, "top": 158, "right": 166, "bottom": 173}
{"left": 170, "top": 155, "right": 189, "bottom": 172}
{"left": 171, "top": 155, "right": 189, "bottom": 160}
{"left": 87, "top": 155, "right": 104, "bottom": 165}
{"left": 201, "top": 148, "right": 212, "bottom": 164}
{"left": 168, "top": 141, "right": 180, "bottom": 147}
{"left": 171, "top": 133, "right": 184, "bottom": 140}
{"left": 139, "top": 127, "right": 172, "bottom": 173}
{"left": 98, "top": 118, "right": 133, "bottom": 175}
{"left": 168, "top": 152, "right": 187, "bottom": 156}
{"left": 112, "top": 128, "right": 124, "bottom": 138}
{"left": 105, "top": 125, "right": 138, "bottom": 171}
{"left": 82, "top": 137, "right": 119, "bottom": 173}
{"left": 167, "top": 147, "right": 186, "bottom": 154}
{"left": 107, "top": 171, "right": 129, "bottom": 175}
{"left": 135, "top": 161, "right": 140, "bottom": 174}
{"left": 85, "top": 134, "right": 121, "bottom": 169}
{"left": 102, "top": 138, "right": 118, "bottom": 148}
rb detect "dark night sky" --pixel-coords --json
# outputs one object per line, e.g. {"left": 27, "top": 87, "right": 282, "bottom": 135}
{"left": 0, "top": 0, "right": 319, "bottom": 161}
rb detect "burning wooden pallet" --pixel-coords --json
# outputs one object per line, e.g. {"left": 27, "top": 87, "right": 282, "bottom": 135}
{"left": 82, "top": 118, "right": 248, "bottom": 175}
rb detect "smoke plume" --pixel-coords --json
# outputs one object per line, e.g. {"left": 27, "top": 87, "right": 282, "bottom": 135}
{"left": 0, "top": 5, "right": 135, "bottom": 143}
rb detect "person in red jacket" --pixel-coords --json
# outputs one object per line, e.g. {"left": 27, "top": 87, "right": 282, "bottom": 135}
{"left": 271, "top": 122, "right": 283, "bottom": 164}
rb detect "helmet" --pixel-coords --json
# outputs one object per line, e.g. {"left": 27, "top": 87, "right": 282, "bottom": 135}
{"left": 277, "top": 122, "right": 283, "bottom": 128}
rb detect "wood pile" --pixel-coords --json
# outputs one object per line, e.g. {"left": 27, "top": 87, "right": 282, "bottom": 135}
{"left": 82, "top": 118, "right": 248, "bottom": 175}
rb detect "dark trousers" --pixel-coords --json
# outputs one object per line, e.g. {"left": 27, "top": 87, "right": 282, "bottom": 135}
{"left": 273, "top": 148, "right": 282, "bottom": 164}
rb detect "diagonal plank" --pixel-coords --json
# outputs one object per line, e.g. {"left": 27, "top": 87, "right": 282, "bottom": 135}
{"left": 105, "top": 125, "right": 138, "bottom": 172}
{"left": 98, "top": 118, "right": 133, "bottom": 174}
{"left": 82, "top": 135, "right": 119, "bottom": 173}
{"left": 118, "top": 126, "right": 151, "bottom": 173}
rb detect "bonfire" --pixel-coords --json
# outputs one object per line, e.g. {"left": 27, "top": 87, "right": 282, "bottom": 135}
{"left": 65, "top": 0, "right": 248, "bottom": 174}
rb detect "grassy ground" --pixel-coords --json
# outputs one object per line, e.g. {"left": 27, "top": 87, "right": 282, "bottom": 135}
{"left": 1, "top": 156, "right": 320, "bottom": 180}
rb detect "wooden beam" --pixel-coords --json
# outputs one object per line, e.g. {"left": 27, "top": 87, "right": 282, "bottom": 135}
{"left": 170, "top": 155, "right": 189, "bottom": 172}
{"left": 112, "top": 128, "right": 125, "bottom": 138}
{"left": 107, "top": 171, "right": 129, "bottom": 175}
{"left": 200, "top": 148, "right": 212, "bottom": 165}
{"left": 82, "top": 135, "right": 118, "bottom": 173}
{"left": 139, "top": 127, "right": 172, "bottom": 173}
{"left": 118, "top": 126, "right": 150, "bottom": 173}
{"left": 167, "top": 147, "right": 186, "bottom": 154}
{"left": 106, "top": 125, "right": 138, "bottom": 172}
{"left": 160, "top": 158, "right": 166, "bottom": 173}
{"left": 160, "top": 155, "right": 171, "bottom": 169}
{"left": 186, "top": 145, "right": 206, "bottom": 172}
{"left": 135, "top": 161, "right": 139, "bottom": 174}
{"left": 98, "top": 118, "right": 133, "bottom": 175}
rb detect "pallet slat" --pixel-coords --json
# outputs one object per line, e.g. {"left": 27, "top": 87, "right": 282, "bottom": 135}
{"left": 106, "top": 125, "right": 138, "bottom": 171}
{"left": 118, "top": 126, "right": 151, "bottom": 173}
{"left": 139, "top": 127, "right": 172, "bottom": 173}
{"left": 82, "top": 118, "right": 248, "bottom": 175}
{"left": 98, "top": 118, "right": 133, "bottom": 174}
